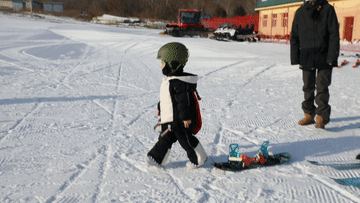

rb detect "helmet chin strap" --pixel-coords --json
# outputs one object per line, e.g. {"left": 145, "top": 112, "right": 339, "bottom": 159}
{"left": 162, "top": 62, "right": 184, "bottom": 76}
{"left": 170, "top": 63, "right": 183, "bottom": 73}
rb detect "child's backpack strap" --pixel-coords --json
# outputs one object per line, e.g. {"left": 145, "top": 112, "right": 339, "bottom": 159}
{"left": 191, "top": 89, "right": 202, "bottom": 135}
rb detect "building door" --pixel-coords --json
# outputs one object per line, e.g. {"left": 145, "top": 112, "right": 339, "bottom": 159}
{"left": 344, "top": 17, "right": 354, "bottom": 42}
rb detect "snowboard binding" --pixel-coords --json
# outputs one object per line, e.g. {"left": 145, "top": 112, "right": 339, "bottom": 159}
{"left": 226, "top": 141, "right": 290, "bottom": 169}
{"left": 212, "top": 141, "right": 291, "bottom": 171}
{"left": 227, "top": 141, "right": 268, "bottom": 168}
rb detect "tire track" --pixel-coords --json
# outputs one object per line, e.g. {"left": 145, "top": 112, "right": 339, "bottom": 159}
{"left": 55, "top": 62, "right": 84, "bottom": 90}
{"left": 0, "top": 35, "right": 95, "bottom": 93}
{"left": 111, "top": 40, "right": 153, "bottom": 127}
{"left": 223, "top": 127, "right": 259, "bottom": 145}
{"left": 82, "top": 41, "right": 127, "bottom": 59}
{"left": 0, "top": 103, "right": 42, "bottom": 144}
{"left": 76, "top": 61, "right": 121, "bottom": 78}
{"left": 308, "top": 185, "right": 352, "bottom": 203}
{"left": 111, "top": 42, "right": 142, "bottom": 125}
{"left": 242, "top": 63, "right": 277, "bottom": 88}
{"left": 45, "top": 145, "right": 108, "bottom": 203}
{"left": 57, "top": 196, "right": 82, "bottom": 203}
{"left": 92, "top": 144, "right": 112, "bottom": 203}
{"left": 92, "top": 100, "right": 113, "bottom": 116}
{"left": 302, "top": 167, "right": 360, "bottom": 203}
{"left": 199, "top": 60, "right": 245, "bottom": 79}
{"left": 0, "top": 58, "right": 35, "bottom": 72}
{"left": 86, "top": 40, "right": 160, "bottom": 183}
{"left": 164, "top": 170, "right": 195, "bottom": 203}
{"left": 0, "top": 155, "right": 14, "bottom": 173}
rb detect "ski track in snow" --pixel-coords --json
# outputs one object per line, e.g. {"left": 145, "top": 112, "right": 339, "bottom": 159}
{"left": 0, "top": 58, "right": 35, "bottom": 73}
{"left": 44, "top": 144, "right": 111, "bottom": 203}
{"left": 1, "top": 13, "right": 360, "bottom": 202}
{"left": 0, "top": 102, "right": 42, "bottom": 144}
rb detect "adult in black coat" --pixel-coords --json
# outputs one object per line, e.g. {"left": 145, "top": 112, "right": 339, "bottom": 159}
{"left": 290, "top": 0, "right": 340, "bottom": 129}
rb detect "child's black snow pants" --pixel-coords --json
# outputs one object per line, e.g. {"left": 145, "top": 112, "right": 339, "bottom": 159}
{"left": 147, "top": 128, "right": 200, "bottom": 165}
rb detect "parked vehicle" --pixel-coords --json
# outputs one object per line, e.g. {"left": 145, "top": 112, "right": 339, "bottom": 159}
{"left": 213, "top": 24, "right": 260, "bottom": 42}
{"left": 162, "top": 9, "right": 211, "bottom": 37}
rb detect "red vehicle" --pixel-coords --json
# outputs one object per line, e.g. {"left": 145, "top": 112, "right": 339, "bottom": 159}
{"left": 165, "top": 9, "right": 210, "bottom": 37}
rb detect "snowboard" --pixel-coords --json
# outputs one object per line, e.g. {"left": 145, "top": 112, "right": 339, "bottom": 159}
{"left": 332, "top": 177, "right": 360, "bottom": 189}
{"left": 307, "top": 160, "right": 360, "bottom": 170}
{"left": 308, "top": 157, "right": 360, "bottom": 188}
{"left": 212, "top": 141, "right": 291, "bottom": 172}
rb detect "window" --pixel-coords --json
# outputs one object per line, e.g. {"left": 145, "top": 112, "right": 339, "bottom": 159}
{"left": 272, "top": 14, "right": 277, "bottom": 27}
{"left": 180, "top": 12, "right": 201, "bottom": 24}
{"left": 263, "top": 15, "right": 268, "bottom": 27}
{"left": 282, "top": 13, "right": 289, "bottom": 27}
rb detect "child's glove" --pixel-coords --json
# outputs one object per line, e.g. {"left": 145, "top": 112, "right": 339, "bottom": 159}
{"left": 154, "top": 120, "right": 171, "bottom": 137}
{"left": 154, "top": 119, "right": 161, "bottom": 133}
{"left": 183, "top": 120, "right": 192, "bottom": 128}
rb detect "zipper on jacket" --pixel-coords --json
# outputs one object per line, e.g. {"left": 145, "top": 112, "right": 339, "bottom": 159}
{"left": 312, "top": 21, "right": 317, "bottom": 70}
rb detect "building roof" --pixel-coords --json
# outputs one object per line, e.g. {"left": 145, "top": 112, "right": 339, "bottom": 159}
{"left": 256, "top": 0, "right": 303, "bottom": 9}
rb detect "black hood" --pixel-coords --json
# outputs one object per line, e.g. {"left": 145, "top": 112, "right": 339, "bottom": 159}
{"left": 304, "top": 0, "right": 326, "bottom": 4}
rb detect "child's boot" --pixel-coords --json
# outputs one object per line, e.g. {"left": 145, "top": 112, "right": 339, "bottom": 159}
{"left": 145, "top": 155, "right": 162, "bottom": 167}
{"left": 298, "top": 114, "right": 315, "bottom": 126}
{"left": 186, "top": 143, "right": 207, "bottom": 169}
{"left": 145, "top": 149, "right": 171, "bottom": 167}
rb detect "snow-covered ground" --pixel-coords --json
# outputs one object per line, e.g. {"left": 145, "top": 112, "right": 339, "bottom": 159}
{"left": 1, "top": 13, "right": 360, "bottom": 203}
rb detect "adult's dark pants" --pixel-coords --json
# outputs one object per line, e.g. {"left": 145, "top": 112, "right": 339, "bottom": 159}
{"left": 148, "top": 128, "right": 200, "bottom": 165}
{"left": 302, "top": 68, "right": 333, "bottom": 124}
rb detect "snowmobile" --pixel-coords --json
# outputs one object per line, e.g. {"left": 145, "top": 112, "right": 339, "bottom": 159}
{"left": 213, "top": 24, "right": 260, "bottom": 42}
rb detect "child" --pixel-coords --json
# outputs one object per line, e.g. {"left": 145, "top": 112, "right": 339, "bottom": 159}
{"left": 145, "top": 42, "right": 207, "bottom": 168}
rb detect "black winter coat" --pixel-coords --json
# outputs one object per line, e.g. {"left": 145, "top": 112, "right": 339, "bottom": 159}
{"left": 158, "top": 72, "right": 198, "bottom": 131}
{"left": 169, "top": 76, "right": 197, "bottom": 128}
{"left": 290, "top": 0, "right": 340, "bottom": 70}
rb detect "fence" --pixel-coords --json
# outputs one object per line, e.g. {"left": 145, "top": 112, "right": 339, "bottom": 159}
{"left": 202, "top": 14, "right": 259, "bottom": 31}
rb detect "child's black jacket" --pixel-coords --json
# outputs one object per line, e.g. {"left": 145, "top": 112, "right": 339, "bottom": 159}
{"left": 158, "top": 72, "right": 198, "bottom": 131}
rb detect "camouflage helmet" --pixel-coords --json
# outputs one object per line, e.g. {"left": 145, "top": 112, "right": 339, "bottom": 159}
{"left": 157, "top": 42, "right": 189, "bottom": 65}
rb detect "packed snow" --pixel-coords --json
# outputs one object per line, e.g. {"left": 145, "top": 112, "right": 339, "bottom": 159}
{"left": 1, "top": 12, "right": 360, "bottom": 203}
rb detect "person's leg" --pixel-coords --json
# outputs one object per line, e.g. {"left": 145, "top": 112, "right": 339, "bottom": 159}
{"left": 299, "top": 70, "right": 316, "bottom": 125}
{"left": 175, "top": 130, "right": 207, "bottom": 167}
{"left": 147, "top": 131, "right": 177, "bottom": 166}
{"left": 315, "top": 68, "right": 333, "bottom": 127}
{"left": 302, "top": 70, "right": 316, "bottom": 116}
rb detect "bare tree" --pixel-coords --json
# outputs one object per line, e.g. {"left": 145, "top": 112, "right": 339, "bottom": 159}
{"left": 62, "top": 0, "right": 258, "bottom": 20}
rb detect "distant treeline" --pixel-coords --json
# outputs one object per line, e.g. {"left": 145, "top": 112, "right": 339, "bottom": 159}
{"left": 61, "top": 0, "right": 259, "bottom": 21}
